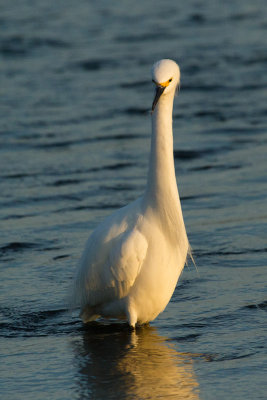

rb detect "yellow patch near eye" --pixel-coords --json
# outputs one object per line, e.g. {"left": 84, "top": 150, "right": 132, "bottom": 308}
{"left": 159, "top": 78, "right": 172, "bottom": 87}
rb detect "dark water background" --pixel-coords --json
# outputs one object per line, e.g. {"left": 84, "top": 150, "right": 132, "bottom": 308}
{"left": 0, "top": 1, "right": 266, "bottom": 399}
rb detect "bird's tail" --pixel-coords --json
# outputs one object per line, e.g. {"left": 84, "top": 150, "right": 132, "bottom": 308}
{"left": 187, "top": 244, "right": 199, "bottom": 275}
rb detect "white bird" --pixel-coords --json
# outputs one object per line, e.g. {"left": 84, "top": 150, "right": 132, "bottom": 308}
{"left": 72, "top": 59, "right": 190, "bottom": 328}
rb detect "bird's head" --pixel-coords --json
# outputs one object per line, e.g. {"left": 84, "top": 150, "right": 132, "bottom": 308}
{"left": 151, "top": 59, "right": 180, "bottom": 112}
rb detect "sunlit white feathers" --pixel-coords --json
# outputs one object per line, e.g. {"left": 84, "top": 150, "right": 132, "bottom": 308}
{"left": 72, "top": 59, "right": 189, "bottom": 328}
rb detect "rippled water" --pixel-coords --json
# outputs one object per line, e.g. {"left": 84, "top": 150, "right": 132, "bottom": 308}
{"left": 1, "top": 1, "right": 266, "bottom": 399}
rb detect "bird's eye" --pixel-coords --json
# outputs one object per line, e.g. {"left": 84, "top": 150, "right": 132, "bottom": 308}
{"left": 169, "top": 78, "right": 173, "bottom": 83}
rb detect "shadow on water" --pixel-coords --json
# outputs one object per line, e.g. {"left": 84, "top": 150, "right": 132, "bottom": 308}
{"left": 71, "top": 323, "right": 199, "bottom": 400}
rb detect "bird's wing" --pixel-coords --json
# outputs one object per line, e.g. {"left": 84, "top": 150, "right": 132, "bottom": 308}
{"left": 75, "top": 224, "right": 148, "bottom": 308}
{"left": 108, "top": 229, "right": 148, "bottom": 295}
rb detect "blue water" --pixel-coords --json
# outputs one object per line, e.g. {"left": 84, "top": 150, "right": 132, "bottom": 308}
{"left": 0, "top": 1, "right": 266, "bottom": 399}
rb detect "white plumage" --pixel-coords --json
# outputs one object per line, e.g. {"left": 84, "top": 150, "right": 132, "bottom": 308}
{"left": 72, "top": 59, "right": 190, "bottom": 328}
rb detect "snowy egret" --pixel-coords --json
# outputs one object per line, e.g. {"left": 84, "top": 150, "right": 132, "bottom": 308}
{"left": 72, "top": 59, "right": 190, "bottom": 328}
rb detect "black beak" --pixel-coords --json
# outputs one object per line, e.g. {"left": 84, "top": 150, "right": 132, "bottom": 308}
{"left": 151, "top": 86, "right": 166, "bottom": 112}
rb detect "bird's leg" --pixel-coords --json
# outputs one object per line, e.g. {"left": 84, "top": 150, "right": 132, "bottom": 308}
{"left": 126, "top": 301, "right": 137, "bottom": 329}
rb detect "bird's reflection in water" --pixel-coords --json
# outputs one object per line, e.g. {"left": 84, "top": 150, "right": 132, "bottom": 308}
{"left": 72, "top": 322, "right": 199, "bottom": 399}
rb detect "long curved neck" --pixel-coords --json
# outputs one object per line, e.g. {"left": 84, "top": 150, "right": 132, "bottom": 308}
{"left": 145, "top": 91, "right": 179, "bottom": 206}
{"left": 144, "top": 91, "right": 188, "bottom": 251}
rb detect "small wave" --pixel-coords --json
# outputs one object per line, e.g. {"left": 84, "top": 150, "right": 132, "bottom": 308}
{"left": 1, "top": 213, "right": 37, "bottom": 221}
{"left": 246, "top": 54, "right": 267, "bottom": 66}
{"left": 0, "top": 34, "right": 69, "bottom": 57}
{"left": 120, "top": 80, "right": 149, "bottom": 89}
{"left": 75, "top": 58, "right": 118, "bottom": 71}
{"left": 204, "top": 351, "right": 255, "bottom": 362}
{"left": 190, "top": 164, "right": 242, "bottom": 172}
{"left": 174, "top": 150, "right": 201, "bottom": 160}
{"left": 48, "top": 178, "right": 86, "bottom": 187}
{"left": 0, "top": 242, "right": 38, "bottom": 255}
{"left": 0, "top": 307, "right": 77, "bottom": 338}
{"left": 1, "top": 172, "right": 38, "bottom": 179}
{"left": 195, "top": 248, "right": 267, "bottom": 257}
{"left": 181, "top": 83, "right": 225, "bottom": 92}
{"left": 181, "top": 193, "right": 216, "bottom": 201}
{"left": 1, "top": 163, "right": 134, "bottom": 181}
{"left": 172, "top": 333, "right": 201, "bottom": 342}
{"left": 96, "top": 133, "right": 143, "bottom": 141}
{"left": 33, "top": 134, "right": 142, "bottom": 150}
{"left": 194, "top": 110, "right": 226, "bottom": 121}
{"left": 123, "top": 107, "right": 148, "bottom": 115}
{"left": 230, "top": 12, "right": 260, "bottom": 21}
{"left": 57, "top": 203, "right": 123, "bottom": 213}
{"left": 174, "top": 146, "right": 231, "bottom": 161}
{"left": 115, "top": 32, "right": 176, "bottom": 43}
{"left": 0, "top": 241, "right": 61, "bottom": 259}
{"left": 101, "top": 183, "right": 136, "bottom": 192}
{"left": 53, "top": 254, "right": 70, "bottom": 260}
{"left": 188, "top": 13, "right": 206, "bottom": 24}
{"left": 2, "top": 132, "right": 143, "bottom": 152}
{"left": 34, "top": 139, "right": 80, "bottom": 149}
{"left": 243, "top": 301, "right": 267, "bottom": 311}
{"left": 0, "top": 193, "right": 81, "bottom": 208}
{"left": 102, "top": 162, "right": 134, "bottom": 171}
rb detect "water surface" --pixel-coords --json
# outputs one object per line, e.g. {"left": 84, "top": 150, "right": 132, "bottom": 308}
{"left": 0, "top": 1, "right": 266, "bottom": 399}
